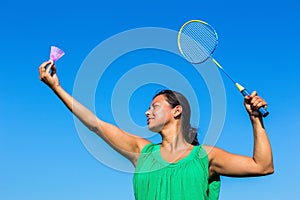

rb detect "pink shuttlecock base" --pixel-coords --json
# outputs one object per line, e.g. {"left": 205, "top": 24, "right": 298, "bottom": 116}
{"left": 49, "top": 46, "right": 65, "bottom": 62}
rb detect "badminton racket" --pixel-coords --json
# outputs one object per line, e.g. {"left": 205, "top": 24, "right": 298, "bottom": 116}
{"left": 178, "top": 19, "right": 269, "bottom": 117}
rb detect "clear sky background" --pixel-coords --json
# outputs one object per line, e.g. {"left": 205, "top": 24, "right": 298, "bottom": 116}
{"left": 1, "top": 0, "right": 299, "bottom": 199}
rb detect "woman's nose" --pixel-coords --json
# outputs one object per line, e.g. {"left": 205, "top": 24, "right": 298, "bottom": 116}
{"left": 145, "top": 109, "right": 150, "bottom": 117}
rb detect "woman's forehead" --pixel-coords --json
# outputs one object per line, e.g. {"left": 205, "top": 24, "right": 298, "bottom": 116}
{"left": 151, "top": 94, "right": 166, "bottom": 104}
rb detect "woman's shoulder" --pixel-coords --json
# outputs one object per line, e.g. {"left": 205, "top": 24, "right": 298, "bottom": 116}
{"left": 140, "top": 143, "right": 160, "bottom": 153}
{"left": 201, "top": 144, "right": 225, "bottom": 162}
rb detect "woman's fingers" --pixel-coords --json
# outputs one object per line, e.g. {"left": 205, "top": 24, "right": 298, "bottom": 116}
{"left": 244, "top": 91, "right": 267, "bottom": 116}
{"left": 45, "top": 61, "right": 54, "bottom": 74}
{"left": 39, "top": 61, "right": 51, "bottom": 72}
{"left": 39, "top": 61, "right": 55, "bottom": 83}
{"left": 251, "top": 96, "right": 267, "bottom": 110}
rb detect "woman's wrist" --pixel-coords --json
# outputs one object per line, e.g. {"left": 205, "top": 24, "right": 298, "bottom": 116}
{"left": 51, "top": 83, "right": 62, "bottom": 93}
{"left": 249, "top": 114, "right": 264, "bottom": 128}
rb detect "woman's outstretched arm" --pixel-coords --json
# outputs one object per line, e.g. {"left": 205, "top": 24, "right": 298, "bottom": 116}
{"left": 39, "top": 61, "right": 150, "bottom": 165}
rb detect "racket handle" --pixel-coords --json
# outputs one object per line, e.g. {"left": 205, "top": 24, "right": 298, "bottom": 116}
{"left": 241, "top": 89, "right": 269, "bottom": 118}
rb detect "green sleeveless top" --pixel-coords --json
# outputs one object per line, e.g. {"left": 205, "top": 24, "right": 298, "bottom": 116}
{"left": 133, "top": 143, "right": 220, "bottom": 200}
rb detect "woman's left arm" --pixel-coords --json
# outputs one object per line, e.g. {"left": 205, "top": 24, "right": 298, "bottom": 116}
{"left": 205, "top": 91, "right": 274, "bottom": 177}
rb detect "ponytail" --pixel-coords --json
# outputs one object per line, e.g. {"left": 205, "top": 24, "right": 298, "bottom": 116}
{"left": 187, "top": 127, "right": 199, "bottom": 146}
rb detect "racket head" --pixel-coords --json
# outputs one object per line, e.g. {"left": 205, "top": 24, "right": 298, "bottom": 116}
{"left": 178, "top": 20, "right": 218, "bottom": 64}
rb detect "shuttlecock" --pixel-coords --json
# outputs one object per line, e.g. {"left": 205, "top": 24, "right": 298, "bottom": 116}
{"left": 49, "top": 46, "right": 65, "bottom": 62}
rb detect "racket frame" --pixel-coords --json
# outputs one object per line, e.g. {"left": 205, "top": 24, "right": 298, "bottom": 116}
{"left": 178, "top": 19, "right": 219, "bottom": 64}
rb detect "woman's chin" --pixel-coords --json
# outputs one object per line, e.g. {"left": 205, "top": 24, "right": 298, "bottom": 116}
{"left": 148, "top": 124, "right": 163, "bottom": 133}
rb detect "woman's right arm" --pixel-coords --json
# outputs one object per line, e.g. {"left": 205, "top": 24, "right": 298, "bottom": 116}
{"left": 39, "top": 61, "right": 150, "bottom": 165}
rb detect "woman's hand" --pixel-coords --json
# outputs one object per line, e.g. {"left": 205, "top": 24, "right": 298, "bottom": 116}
{"left": 244, "top": 91, "right": 267, "bottom": 117}
{"left": 39, "top": 61, "right": 60, "bottom": 89}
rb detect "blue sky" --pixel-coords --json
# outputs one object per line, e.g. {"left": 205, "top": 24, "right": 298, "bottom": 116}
{"left": 1, "top": 0, "right": 299, "bottom": 199}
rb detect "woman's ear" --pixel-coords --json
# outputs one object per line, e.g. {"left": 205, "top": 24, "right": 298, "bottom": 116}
{"left": 173, "top": 105, "right": 183, "bottom": 118}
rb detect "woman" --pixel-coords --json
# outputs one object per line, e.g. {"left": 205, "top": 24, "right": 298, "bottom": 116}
{"left": 39, "top": 61, "right": 274, "bottom": 200}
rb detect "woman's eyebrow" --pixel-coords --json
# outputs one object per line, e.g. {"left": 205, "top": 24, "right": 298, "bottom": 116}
{"left": 152, "top": 102, "right": 160, "bottom": 106}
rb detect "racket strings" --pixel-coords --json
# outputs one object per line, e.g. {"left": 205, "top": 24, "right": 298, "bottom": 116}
{"left": 181, "top": 35, "right": 207, "bottom": 63}
{"left": 181, "top": 34, "right": 207, "bottom": 63}
{"left": 198, "top": 25, "right": 216, "bottom": 52}
{"left": 179, "top": 22, "right": 218, "bottom": 63}
{"left": 184, "top": 25, "right": 214, "bottom": 58}
{"left": 191, "top": 23, "right": 215, "bottom": 51}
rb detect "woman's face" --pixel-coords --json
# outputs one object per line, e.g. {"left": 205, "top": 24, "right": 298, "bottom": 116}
{"left": 145, "top": 95, "right": 174, "bottom": 132}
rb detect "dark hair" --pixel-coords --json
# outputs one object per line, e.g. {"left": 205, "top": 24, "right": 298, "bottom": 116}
{"left": 153, "top": 90, "right": 199, "bottom": 146}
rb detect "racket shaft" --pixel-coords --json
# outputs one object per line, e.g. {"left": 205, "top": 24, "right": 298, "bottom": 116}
{"left": 213, "top": 60, "right": 270, "bottom": 118}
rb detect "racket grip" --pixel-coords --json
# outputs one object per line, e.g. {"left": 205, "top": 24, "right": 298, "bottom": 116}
{"left": 241, "top": 89, "right": 269, "bottom": 118}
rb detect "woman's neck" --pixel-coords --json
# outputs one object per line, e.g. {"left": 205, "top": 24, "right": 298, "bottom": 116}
{"left": 160, "top": 124, "right": 190, "bottom": 152}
